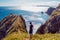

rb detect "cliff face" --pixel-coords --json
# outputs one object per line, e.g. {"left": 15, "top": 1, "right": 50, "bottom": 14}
{"left": 0, "top": 14, "right": 27, "bottom": 39}
{"left": 36, "top": 4, "right": 60, "bottom": 34}
{"left": 36, "top": 24, "right": 47, "bottom": 34}
{"left": 47, "top": 4, "right": 60, "bottom": 33}
{"left": 51, "top": 4, "right": 60, "bottom": 16}
{"left": 46, "top": 7, "right": 55, "bottom": 15}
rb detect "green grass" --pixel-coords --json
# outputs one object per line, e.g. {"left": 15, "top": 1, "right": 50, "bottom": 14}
{"left": 3, "top": 32, "right": 60, "bottom": 40}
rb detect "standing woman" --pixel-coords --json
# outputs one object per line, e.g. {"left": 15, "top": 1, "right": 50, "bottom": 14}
{"left": 29, "top": 22, "right": 33, "bottom": 40}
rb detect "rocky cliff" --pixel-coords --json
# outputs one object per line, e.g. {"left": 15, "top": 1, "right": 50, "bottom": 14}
{"left": 36, "top": 4, "right": 60, "bottom": 34}
{"left": 46, "top": 7, "right": 55, "bottom": 15}
{"left": 0, "top": 13, "right": 27, "bottom": 39}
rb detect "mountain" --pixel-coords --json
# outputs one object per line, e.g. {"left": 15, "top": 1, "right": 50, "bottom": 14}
{"left": 36, "top": 4, "right": 60, "bottom": 34}
{"left": 46, "top": 7, "right": 55, "bottom": 15}
{"left": 0, "top": 13, "right": 27, "bottom": 39}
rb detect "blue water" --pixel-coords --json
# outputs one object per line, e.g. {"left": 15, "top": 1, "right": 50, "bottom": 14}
{"left": 0, "top": 6, "right": 49, "bottom": 34}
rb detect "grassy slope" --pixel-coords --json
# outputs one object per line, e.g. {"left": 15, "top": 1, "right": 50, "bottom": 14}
{"left": 3, "top": 32, "right": 60, "bottom": 40}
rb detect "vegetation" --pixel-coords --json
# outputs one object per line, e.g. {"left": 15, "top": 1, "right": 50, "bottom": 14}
{"left": 3, "top": 32, "right": 60, "bottom": 40}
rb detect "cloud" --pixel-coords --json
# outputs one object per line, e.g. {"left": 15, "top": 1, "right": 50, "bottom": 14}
{"left": 0, "top": 1, "right": 60, "bottom": 6}
{"left": 0, "top": 1, "right": 60, "bottom": 12}
{"left": 35, "top": 1, "right": 60, "bottom": 6}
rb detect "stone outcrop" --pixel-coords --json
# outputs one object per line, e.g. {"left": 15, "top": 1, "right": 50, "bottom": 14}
{"left": 36, "top": 4, "right": 60, "bottom": 34}
{"left": 0, "top": 13, "right": 27, "bottom": 39}
{"left": 46, "top": 7, "right": 55, "bottom": 15}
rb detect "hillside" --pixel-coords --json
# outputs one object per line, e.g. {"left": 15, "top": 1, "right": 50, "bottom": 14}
{"left": 36, "top": 4, "right": 60, "bottom": 34}
{"left": 3, "top": 32, "right": 60, "bottom": 40}
{"left": 0, "top": 14, "right": 27, "bottom": 40}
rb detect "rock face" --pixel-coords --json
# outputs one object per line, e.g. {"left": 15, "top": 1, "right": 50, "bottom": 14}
{"left": 47, "top": 4, "right": 60, "bottom": 33}
{"left": 46, "top": 7, "right": 55, "bottom": 15}
{"left": 36, "top": 4, "right": 60, "bottom": 34}
{"left": 36, "top": 24, "right": 47, "bottom": 34}
{"left": 0, "top": 14, "right": 27, "bottom": 39}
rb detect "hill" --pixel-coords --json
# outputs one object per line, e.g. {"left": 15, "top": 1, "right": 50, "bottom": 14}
{"left": 0, "top": 14, "right": 27, "bottom": 40}
{"left": 3, "top": 32, "right": 60, "bottom": 40}
{"left": 36, "top": 4, "right": 60, "bottom": 34}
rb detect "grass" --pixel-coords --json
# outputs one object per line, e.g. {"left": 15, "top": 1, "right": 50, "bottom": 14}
{"left": 3, "top": 32, "right": 60, "bottom": 40}
{"left": 32, "top": 33, "right": 60, "bottom": 40}
{"left": 3, "top": 32, "right": 28, "bottom": 40}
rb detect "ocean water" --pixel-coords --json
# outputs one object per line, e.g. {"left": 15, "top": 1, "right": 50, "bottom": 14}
{"left": 0, "top": 6, "right": 49, "bottom": 34}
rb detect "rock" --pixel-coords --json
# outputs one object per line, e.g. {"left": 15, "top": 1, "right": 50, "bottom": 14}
{"left": 36, "top": 4, "right": 60, "bottom": 34}
{"left": 36, "top": 24, "right": 47, "bottom": 34}
{"left": 51, "top": 4, "right": 60, "bottom": 16}
{"left": 0, "top": 13, "right": 27, "bottom": 39}
{"left": 46, "top": 7, "right": 55, "bottom": 15}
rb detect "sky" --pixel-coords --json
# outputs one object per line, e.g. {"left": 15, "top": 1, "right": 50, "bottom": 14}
{"left": 0, "top": 0, "right": 60, "bottom": 34}
{"left": 0, "top": 0, "right": 60, "bottom": 12}
{"left": 0, "top": 0, "right": 60, "bottom": 6}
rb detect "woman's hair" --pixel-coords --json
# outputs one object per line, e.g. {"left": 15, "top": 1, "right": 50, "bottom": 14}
{"left": 30, "top": 22, "right": 32, "bottom": 24}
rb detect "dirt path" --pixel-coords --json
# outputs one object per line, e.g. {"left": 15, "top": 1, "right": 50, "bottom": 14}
{"left": 25, "top": 38, "right": 29, "bottom": 40}
{"left": 25, "top": 37, "right": 30, "bottom": 40}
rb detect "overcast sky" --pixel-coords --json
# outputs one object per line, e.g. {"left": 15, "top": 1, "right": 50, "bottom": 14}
{"left": 0, "top": 0, "right": 60, "bottom": 12}
{"left": 0, "top": 0, "right": 60, "bottom": 5}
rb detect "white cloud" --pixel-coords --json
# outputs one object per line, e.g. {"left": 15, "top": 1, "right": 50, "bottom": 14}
{"left": 0, "top": 1, "right": 60, "bottom": 6}
{"left": 0, "top": 1, "right": 60, "bottom": 12}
